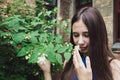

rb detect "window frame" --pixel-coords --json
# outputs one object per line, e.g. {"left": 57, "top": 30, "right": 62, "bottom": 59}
{"left": 44, "top": 0, "right": 57, "bottom": 10}
{"left": 114, "top": 0, "right": 120, "bottom": 42}
{"left": 75, "top": 0, "right": 92, "bottom": 12}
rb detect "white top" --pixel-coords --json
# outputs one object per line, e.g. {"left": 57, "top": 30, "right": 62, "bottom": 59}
{"left": 110, "top": 59, "right": 120, "bottom": 80}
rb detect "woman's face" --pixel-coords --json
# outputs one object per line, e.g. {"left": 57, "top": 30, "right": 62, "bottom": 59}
{"left": 72, "top": 19, "right": 90, "bottom": 54}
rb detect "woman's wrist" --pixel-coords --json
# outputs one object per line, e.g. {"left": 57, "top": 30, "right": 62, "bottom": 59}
{"left": 44, "top": 71, "right": 52, "bottom": 80}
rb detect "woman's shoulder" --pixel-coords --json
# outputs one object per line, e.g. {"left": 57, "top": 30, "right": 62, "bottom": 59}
{"left": 110, "top": 59, "right": 120, "bottom": 80}
{"left": 110, "top": 59, "right": 120, "bottom": 70}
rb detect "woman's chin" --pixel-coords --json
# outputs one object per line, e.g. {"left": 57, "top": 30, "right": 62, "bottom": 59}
{"left": 80, "top": 50, "right": 88, "bottom": 55}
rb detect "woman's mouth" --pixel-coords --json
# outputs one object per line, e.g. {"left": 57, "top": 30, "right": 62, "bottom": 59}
{"left": 80, "top": 47, "right": 86, "bottom": 51}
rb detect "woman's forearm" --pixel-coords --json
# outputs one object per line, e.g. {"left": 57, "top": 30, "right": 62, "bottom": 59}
{"left": 44, "top": 72, "right": 52, "bottom": 80}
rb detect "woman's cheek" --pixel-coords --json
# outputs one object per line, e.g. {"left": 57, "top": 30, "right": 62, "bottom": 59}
{"left": 73, "top": 37, "right": 78, "bottom": 44}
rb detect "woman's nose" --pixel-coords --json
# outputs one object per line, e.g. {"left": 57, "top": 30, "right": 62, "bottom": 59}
{"left": 78, "top": 36, "right": 84, "bottom": 44}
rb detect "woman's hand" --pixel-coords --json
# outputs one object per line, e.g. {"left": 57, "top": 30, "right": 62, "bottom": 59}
{"left": 38, "top": 56, "right": 51, "bottom": 73}
{"left": 37, "top": 56, "right": 52, "bottom": 80}
{"left": 73, "top": 46, "right": 92, "bottom": 80}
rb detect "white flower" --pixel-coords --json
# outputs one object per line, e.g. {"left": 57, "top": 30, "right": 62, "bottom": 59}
{"left": 37, "top": 55, "right": 46, "bottom": 64}
{"left": 25, "top": 54, "right": 31, "bottom": 60}
{"left": 52, "top": 63, "right": 55, "bottom": 66}
{"left": 75, "top": 45, "right": 80, "bottom": 51}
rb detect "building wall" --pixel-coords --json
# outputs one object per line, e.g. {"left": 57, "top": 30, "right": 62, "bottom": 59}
{"left": 57, "top": 0, "right": 75, "bottom": 42}
{"left": 93, "top": 0, "right": 113, "bottom": 48}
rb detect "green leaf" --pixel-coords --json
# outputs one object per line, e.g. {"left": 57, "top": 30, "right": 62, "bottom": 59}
{"left": 17, "top": 46, "right": 33, "bottom": 57}
{"left": 1, "top": 39, "right": 10, "bottom": 45}
{"left": 46, "top": 11, "right": 52, "bottom": 16}
{"left": 0, "top": 30, "right": 4, "bottom": 37}
{"left": 0, "top": 32, "right": 12, "bottom": 38}
{"left": 54, "top": 44, "right": 60, "bottom": 51}
{"left": 12, "top": 33, "right": 25, "bottom": 43}
{"left": 28, "top": 51, "right": 38, "bottom": 63}
{"left": 45, "top": 43, "right": 55, "bottom": 63}
{"left": 48, "top": 43, "right": 54, "bottom": 49}
{"left": 64, "top": 52, "right": 72, "bottom": 61}
{"left": 47, "top": 34, "right": 54, "bottom": 42}
{"left": 28, "top": 31, "right": 39, "bottom": 43}
{"left": 2, "top": 15, "right": 24, "bottom": 32}
{"left": 17, "top": 47, "right": 27, "bottom": 57}
{"left": 30, "top": 31, "right": 39, "bottom": 37}
{"left": 30, "top": 36, "right": 38, "bottom": 43}
{"left": 46, "top": 48, "right": 56, "bottom": 63}
{"left": 66, "top": 43, "right": 73, "bottom": 52}
{"left": 55, "top": 35, "right": 63, "bottom": 44}
{"left": 39, "top": 33, "right": 48, "bottom": 43}
{"left": 57, "top": 45, "right": 68, "bottom": 53}
{"left": 56, "top": 54, "right": 62, "bottom": 65}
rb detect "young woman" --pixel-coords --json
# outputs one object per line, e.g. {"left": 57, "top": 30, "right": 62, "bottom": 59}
{"left": 38, "top": 7, "right": 120, "bottom": 80}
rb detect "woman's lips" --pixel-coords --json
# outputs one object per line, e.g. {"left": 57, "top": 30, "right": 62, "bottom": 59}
{"left": 80, "top": 47, "right": 86, "bottom": 51}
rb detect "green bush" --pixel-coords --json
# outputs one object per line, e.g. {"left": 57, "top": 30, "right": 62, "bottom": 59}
{"left": 0, "top": 0, "right": 72, "bottom": 79}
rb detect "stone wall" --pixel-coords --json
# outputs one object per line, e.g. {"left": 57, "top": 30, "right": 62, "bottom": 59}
{"left": 57, "top": 0, "right": 75, "bottom": 42}
{"left": 93, "top": 0, "right": 113, "bottom": 48}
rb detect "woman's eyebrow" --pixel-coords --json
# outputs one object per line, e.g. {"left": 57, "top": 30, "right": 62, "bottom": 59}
{"left": 73, "top": 32, "right": 79, "bottom": 34}
{"left": 73, "top": 32, "right": 77, "bottom": 33}
{"left": 83, "top": 32, "right": 88, "bottom": 33}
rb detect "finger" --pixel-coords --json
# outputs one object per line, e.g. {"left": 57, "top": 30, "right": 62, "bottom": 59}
{"left": 86, "top": 56, "right": 91, "bottom": 71}
{"left": 74, "top": 46, "right": 84, "bottom": 66}
{"left": 73, "top": 53, "right": 78, "bottom": 68}
{"left": 74, "top": 46, "right": 82, "bottom": 61}
{"left": 73, "top": 50, "right": 84, "bottom": 68}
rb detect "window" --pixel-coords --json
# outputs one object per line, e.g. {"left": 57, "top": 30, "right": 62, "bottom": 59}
{"left": 112, "top": 0, "right": 120, "bottom": 53}
{"left": 44, "top": 0, "right": 57, "bottom": 10}
{"left": 114, "top": 0, "right": 120, "bottom": 42}
{"left": 76, "top": 0, "right": 92, "bottom": 12}
{"left": 45, "top": 0, "right": 56, "bottom": 5}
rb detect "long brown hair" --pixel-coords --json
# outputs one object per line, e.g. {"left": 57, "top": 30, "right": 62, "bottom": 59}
{"left": 61, "top": 7, "right": 115, "bottom": 80}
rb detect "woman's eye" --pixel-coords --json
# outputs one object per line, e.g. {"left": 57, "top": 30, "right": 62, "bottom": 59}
{"left": 84, "top": 33, "right": 89, "bottom": 37}
{"left": 73, "top": 32, "right": 79, "bottom": 37}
